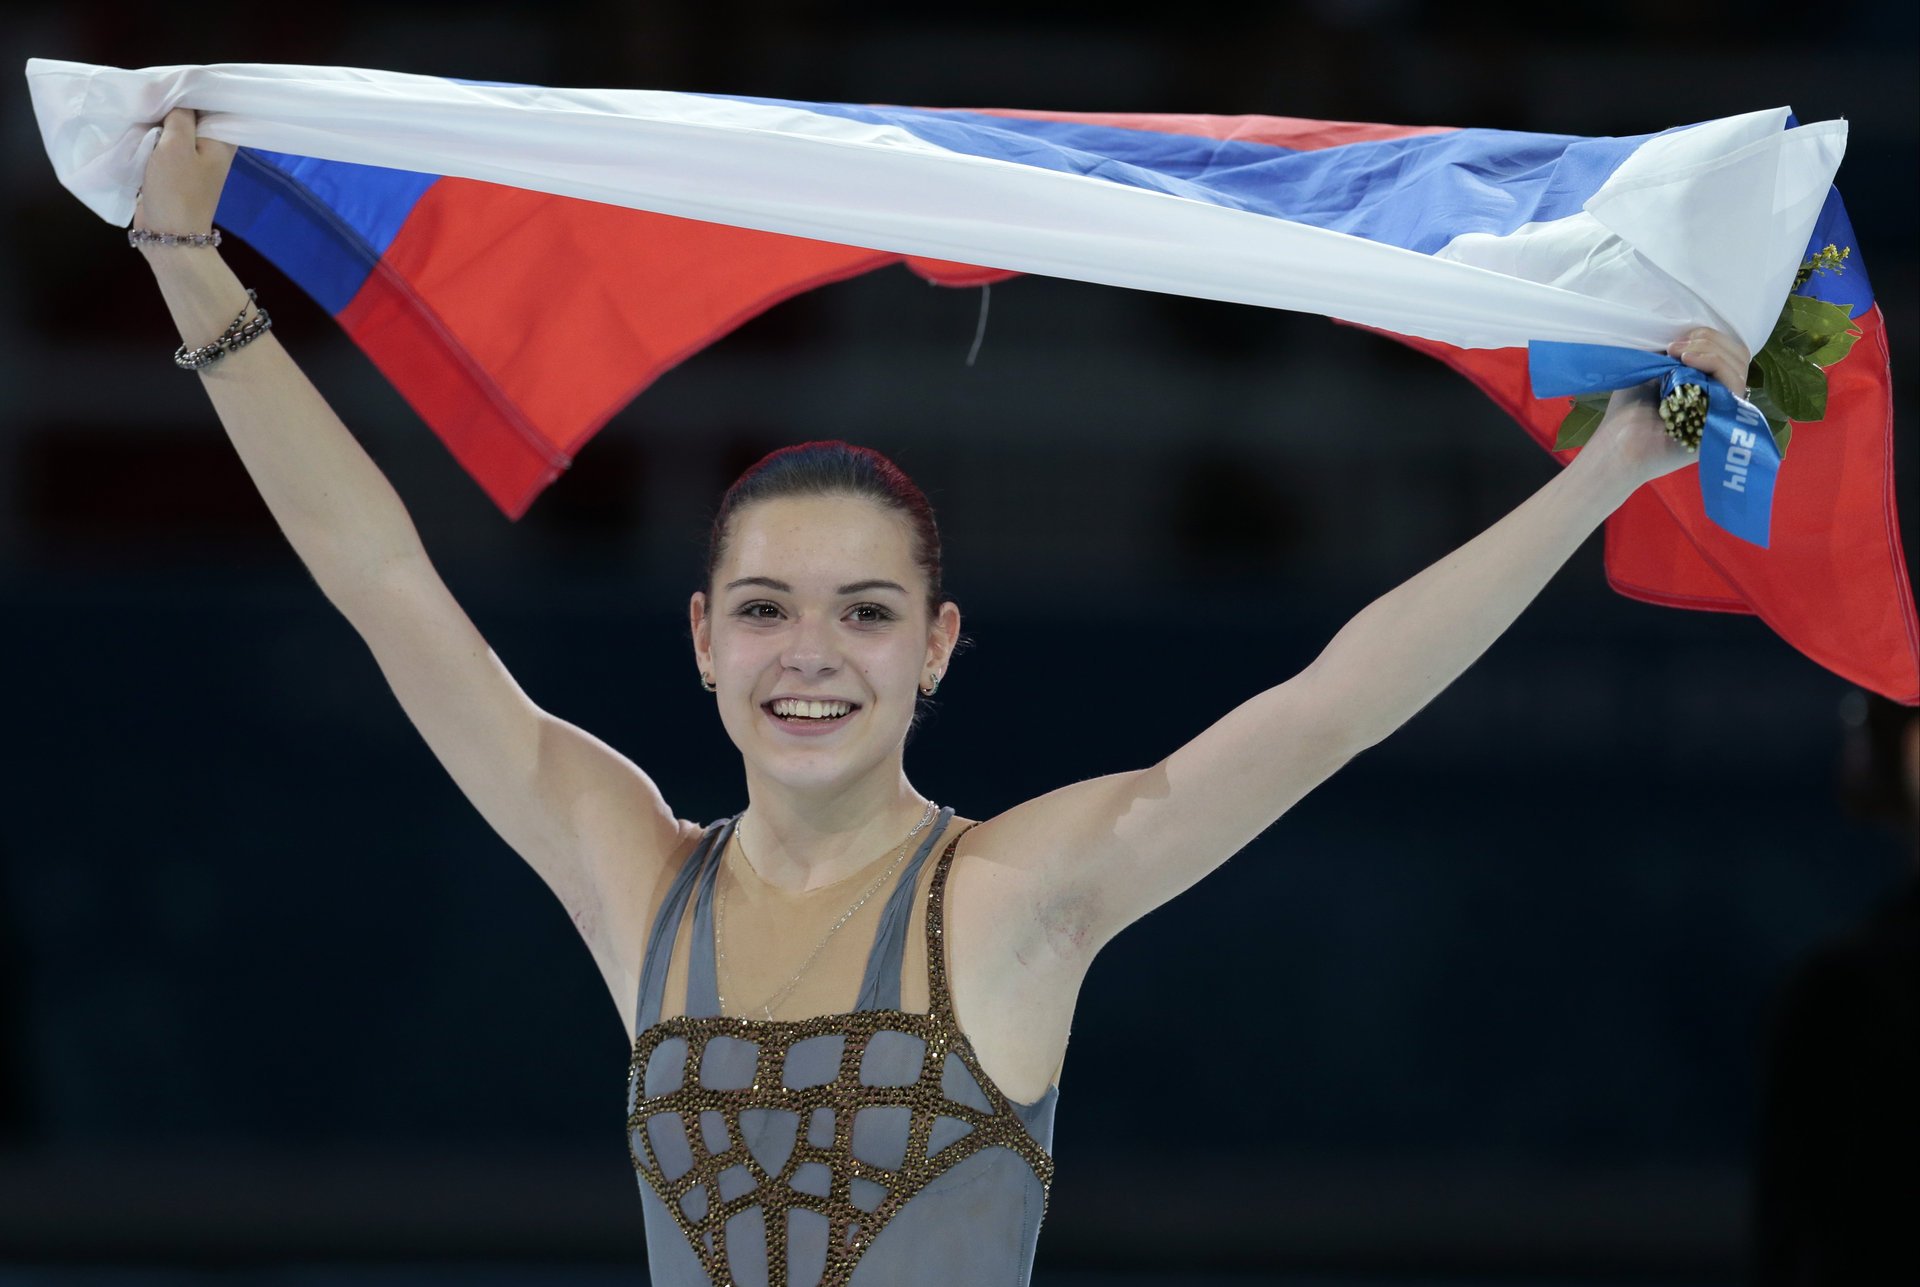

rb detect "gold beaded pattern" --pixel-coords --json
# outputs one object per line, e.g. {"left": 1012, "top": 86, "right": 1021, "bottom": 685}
{"left": 626, "top": 824, "right": 1055, "bottom": 1285}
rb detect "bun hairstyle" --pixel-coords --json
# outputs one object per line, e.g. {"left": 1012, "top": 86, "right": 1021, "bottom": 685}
{"left": 703, "top": 441, "right": 965, "bottom": 732}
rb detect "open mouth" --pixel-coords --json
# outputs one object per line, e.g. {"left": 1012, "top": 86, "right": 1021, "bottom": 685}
{"left": 762, "top": 700, "right": 860, "bottom": 732}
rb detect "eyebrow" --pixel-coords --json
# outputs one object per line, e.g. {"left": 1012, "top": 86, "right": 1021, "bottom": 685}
{"left": 724, "top": 576, "right": 910, "bottom": 597}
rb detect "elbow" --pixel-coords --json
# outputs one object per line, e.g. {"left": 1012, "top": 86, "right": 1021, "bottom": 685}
{"left": 1291, "top": 668, "right": 1399, "bottom": 767}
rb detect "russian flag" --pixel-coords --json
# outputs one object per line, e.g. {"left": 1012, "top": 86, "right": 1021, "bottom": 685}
{"left": 25, "top": 60, "right": 1916, "bottom": 703}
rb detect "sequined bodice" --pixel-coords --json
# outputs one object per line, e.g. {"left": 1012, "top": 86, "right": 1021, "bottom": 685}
{"left": 624, "top": 807, "right": 1059, "bottom": 1287}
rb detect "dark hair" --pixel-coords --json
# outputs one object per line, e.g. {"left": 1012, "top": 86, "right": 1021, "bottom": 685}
{"left": 703, "top": 440, "right": 966, "bottom": 731}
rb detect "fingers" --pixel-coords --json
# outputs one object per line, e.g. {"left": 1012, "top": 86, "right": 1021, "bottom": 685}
{"left": 138, "top": 107, "right": 234, "bottom": 233}
{"left": 1667, "top": 326, "right": 1751, "bottom": 399}
{"left": 157, "top": 107, "right": 229, "bottom": 157}
{"left": 154, "top": 106, "right": 235, "bottom": 168}
{"left": 158, "top": 106, "right": 197, "bottom": 145}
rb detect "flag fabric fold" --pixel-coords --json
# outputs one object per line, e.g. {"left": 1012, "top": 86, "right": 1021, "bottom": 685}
{"left": 24, "top": 58, "right": 1916, "bottom": 702}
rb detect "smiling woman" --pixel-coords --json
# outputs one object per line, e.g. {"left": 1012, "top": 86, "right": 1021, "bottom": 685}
{"left": 694, "top": 441, "right": 960, "bottom": 760}
{"left": 632, "top": 440, "right": 1084, "bottom": 1282}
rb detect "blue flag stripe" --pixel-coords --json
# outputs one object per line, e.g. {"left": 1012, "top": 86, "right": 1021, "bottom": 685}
{"left": 702, "top": 93, "right": 1662, "bottom": 252}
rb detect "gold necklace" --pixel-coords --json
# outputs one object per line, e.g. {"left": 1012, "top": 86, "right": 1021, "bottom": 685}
{"left": 715, "top": 802, "right": 937, "bottom": 1021}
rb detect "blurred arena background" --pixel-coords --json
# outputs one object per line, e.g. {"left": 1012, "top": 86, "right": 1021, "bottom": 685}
{"left": 2, "top": 2, "right": 1915, "bottom": 1284}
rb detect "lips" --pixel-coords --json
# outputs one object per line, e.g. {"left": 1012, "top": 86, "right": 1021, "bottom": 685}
{"left": 762, "top": 702, "right": 858, "bottom": 736}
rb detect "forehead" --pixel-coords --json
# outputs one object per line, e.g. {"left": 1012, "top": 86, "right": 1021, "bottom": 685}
{"left": 724, "top": 495, "right": 916, "bottom": 582}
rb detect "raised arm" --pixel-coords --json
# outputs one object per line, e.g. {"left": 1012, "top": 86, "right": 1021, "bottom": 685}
{"left": 1296, "top": 335, "right": 1746, "bottom": 750}
{"left": 971, "top": 331, "right": 1750, "bottom": 968}
{"left": 132, "top": 110, "right": 698, "bottom": 1014}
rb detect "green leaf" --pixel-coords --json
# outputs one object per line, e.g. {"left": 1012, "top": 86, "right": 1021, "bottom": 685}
{"left": 1553, "top": 394, "right": 1610, "bottom": 451}
{"left": 1783, "top": 294, "right": 1857, "bottom": 346}
{"left": 1776, "top": 330, "right": 1824, "bottom": 360}
{"left": 1754, "top": 345, "right": 1827, "bottom": 422}
{"left": 1805, "top": 322, "right": 1863, "bottom": 368}
{"left": 1746, "top": 386, "right": 1796, "bottom": 457}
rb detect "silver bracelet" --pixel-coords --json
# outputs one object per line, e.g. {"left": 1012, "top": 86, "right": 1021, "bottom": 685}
{"left": 130, "top": 227, "right": 222, "bottom": 248}
{"left": 174, "top": 288, "right": 272, "bottom": 371}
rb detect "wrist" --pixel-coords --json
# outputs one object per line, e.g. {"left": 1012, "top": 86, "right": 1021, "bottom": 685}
{"left": 142, "top": 243, "right": 251, "bottom": 349}
{"left": 141, "top": 240, "right": 237, "bottom": 291}
{"left": 1566, "top": 438, "right": 1656, "bottom": 506}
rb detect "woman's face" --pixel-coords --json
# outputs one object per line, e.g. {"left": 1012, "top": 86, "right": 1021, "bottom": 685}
{"left": 692, "top": 494, "right": 957, "bottom": 794}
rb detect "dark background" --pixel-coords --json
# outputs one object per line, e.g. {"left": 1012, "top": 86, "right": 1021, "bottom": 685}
{"left": 3, "top": 2, "right": 1916, "bottom": 1284}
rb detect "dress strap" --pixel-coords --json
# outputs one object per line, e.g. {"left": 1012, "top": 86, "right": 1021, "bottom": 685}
{"left": 634, "top": 815, "right": 736, "bottom": 1031}
{"left": 853, "top": 805, "right": 957, "bottom": 1011}
{"left": 682, "top": 810, "right": 743, "bottom": 1019}
{"left": 923, "top": 821, "right": 981, "bottom": 1023}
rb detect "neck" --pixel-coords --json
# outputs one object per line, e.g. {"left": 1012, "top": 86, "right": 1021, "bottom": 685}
{"left": 735, "top": 771, "right": 938, "bottom": 895}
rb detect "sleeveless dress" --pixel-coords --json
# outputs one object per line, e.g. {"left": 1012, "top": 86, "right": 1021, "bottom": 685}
{"left": 625, "top": 805, "right": 1061, "bottom": 1286}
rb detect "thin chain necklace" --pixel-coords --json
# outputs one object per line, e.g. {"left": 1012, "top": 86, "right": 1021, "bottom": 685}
{"left": 716, "top": 801, "right": 937, "bottom": 1021}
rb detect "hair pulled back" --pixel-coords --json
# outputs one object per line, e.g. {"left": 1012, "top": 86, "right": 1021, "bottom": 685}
{"left": 704, "top": 440, "right": 946, "bottom": 620}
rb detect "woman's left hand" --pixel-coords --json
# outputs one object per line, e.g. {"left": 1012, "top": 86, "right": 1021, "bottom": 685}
{"left": 1585, "top": 326, "right": 1753, "bottom": 485}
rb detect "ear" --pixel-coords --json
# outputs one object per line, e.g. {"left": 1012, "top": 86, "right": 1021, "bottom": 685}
{"left": 929, "top": 600, "right": 961, "bottom": 671}
{"left": 690, "top": 590, "right": 712, "bottom": 673}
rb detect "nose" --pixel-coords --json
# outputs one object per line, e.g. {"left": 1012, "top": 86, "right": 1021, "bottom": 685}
{"left": 780, "top": 610, "right": 842, "bottom": 679}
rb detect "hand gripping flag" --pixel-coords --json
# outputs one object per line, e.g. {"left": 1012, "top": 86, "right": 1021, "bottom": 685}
{"left": 24, "top": 59, "right": 1916, "bottom": 702}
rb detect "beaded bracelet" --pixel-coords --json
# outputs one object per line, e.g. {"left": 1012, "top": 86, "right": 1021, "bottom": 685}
{"left": 129, "top": 227, "right": 221, "bottom": 248}
{"left": 174, "top": 288, "right": 273, "bottom": 371}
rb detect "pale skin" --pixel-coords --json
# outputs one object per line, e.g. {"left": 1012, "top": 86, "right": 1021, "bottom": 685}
{"left": 133, "top": 109, "right": 1753, "bottom": 1104}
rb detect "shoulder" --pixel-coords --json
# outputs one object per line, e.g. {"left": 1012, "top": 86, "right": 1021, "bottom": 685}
{"left": 634, "top": 816, "right": 729, "bottom": 934}
{"left": 935, "top": 810, "right": 1091, "bottom": 969}
{"left": 658, "top": 814, "right": 728, "bottom": 876}
{"left": 940, "top": 813, "right": 1012, "bottom": 882}
{"left": 942, "top": 807, "right": 1053, "bottom": 879}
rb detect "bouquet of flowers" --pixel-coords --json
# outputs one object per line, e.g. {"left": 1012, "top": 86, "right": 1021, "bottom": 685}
{"left": 1555, "top": 244, "right": 1861, "bottom": 454}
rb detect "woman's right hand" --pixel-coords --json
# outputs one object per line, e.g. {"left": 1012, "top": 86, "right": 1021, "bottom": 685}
{"left": 132, "top": 108, "right": 237, "bottom": 236}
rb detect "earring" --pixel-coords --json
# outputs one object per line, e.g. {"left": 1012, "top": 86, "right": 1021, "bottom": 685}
{"left": 920, "top": 670, "right": 942, "bottom": 696}
{"left": 700, "top": 673, "right": 716, "bottom": 693}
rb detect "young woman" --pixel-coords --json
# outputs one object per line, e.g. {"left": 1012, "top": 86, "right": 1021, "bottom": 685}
{"left": 131, "top": 107, "right": 1750, "bottom": 1285}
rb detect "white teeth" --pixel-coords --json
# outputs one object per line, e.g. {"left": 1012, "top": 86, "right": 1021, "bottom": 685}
{"left": 771, "top": 699, "right": 853, "bottom": 719}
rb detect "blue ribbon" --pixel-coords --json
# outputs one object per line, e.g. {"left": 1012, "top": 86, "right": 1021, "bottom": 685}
{"left": 1527, "top": 341, "right": 1778, "bottom": 549}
